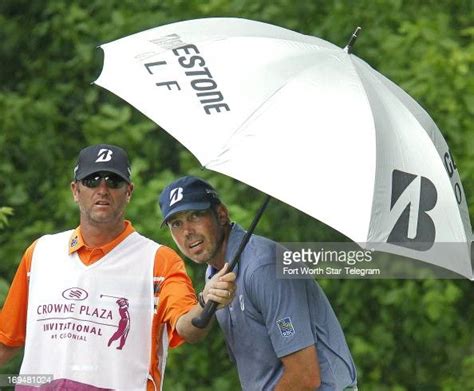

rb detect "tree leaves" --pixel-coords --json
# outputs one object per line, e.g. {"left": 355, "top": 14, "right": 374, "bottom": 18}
{"left": 0, "top": 207, "right": 13, "bottom": 229}
{"left": 1, "top": 1, "right": 473, "bottom": 389}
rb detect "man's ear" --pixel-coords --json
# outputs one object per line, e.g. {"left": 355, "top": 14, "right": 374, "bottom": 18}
{"left": 126, "top": 183, "right": 134, "bottom": 202}
{"left": 216, "top": 204, "right": 229, "bottom": 225}
{"left": 71, "top": 181, "right": 79, "bottom": 203}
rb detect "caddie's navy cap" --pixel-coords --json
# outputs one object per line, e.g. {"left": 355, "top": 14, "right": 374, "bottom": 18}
{"left": 74, "top": 144, "right": 131, "bottom": 183}
{"left": 159, "top": 176, "right": 220, "bottom": 226}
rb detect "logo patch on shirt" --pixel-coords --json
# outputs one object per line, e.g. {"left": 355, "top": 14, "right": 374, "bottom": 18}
{"left": 277, "top": 317, "right": 295, "bottom": 337}
{"left": 153, "top": 277, "right": 165, "bottom": 314}
{"left": 70, "top": 236, "right": 78, "bottom": 248}
{"left": 239, "top": 294, "right": 245, "bottom": 311}
{"left": 62, "top": 287, "right": 88, "bottom": 301}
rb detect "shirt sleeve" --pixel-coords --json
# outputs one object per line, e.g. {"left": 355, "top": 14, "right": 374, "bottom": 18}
{"left": 247, "top": 263, "right": 316, "bottom": 358}
{"left": 153, "top": 246, "right": 197, "bottom": 348}
{"left": 0, "top": 241, "right": 36, "bottom": 347}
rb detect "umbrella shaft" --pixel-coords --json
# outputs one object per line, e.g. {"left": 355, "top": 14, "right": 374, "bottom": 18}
{"left": 229, "top": 194, "right": 272, "bottom": 271}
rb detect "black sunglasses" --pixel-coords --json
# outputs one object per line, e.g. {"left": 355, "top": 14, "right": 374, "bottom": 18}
{"left": 80, "top": 173, "right": 127, "bottom": 189}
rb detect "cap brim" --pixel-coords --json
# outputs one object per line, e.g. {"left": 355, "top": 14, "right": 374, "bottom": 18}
{"left": 161, "top": 201, "right": 211, "bottom": 227}
{"left": 76, "top": 168, "right": 130, "bottom": 183}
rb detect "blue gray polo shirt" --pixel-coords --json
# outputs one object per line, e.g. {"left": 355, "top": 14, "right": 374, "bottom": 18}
{"left": 207, "top": 224, "right": 357, "bottom": 391}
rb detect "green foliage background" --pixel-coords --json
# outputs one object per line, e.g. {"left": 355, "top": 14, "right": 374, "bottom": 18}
{"left": 1, "top": 1, "right": 473, "bottom": 390}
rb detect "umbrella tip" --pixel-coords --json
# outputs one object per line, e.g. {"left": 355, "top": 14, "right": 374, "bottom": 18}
{"left": 344, "top": 26, "right": 362, "bottom": 54}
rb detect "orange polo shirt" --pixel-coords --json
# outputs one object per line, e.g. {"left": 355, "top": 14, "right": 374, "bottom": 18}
{"left": 0, "top": 221, "right": 197, "bottom": 390}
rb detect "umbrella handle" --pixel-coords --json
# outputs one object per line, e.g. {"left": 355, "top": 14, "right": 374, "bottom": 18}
{"left": 191, "top": 300, "right": 219, "bottom": 329}
{"left": 191, "top": 194, "right": 272, "bottom": 329}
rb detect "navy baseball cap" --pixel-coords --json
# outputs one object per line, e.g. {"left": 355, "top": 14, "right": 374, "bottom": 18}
{"left": 159, "top": 176, "right": 220, "bottom": 226}
{"left": 74, "top": 144, "right": 131, "bottom": 183}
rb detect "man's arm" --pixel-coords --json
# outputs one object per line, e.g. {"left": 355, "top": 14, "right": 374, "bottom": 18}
{"left": 248, "top": 262, "right": 322, "bottom": 389}
{"left": 0, "top": 244, "right": 33, "bottom": 367}
{"left": 275, "top": 345, "right": 321, "bottom": 390}
{"left": 176, "top": 263, "right": 236, "bottom": 343}
{"left": 0, "top": 343, "right": 21, "bottom": 366}
{"left": 175, "top": 303, "right": 214, "bottom": 344}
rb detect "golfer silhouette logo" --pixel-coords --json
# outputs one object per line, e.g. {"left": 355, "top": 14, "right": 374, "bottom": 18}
{"left": 105, "top": 297, "right": 131, "bottom": 350}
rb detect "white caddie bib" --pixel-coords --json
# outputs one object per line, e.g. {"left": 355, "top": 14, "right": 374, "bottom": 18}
{"left": 20, "top": 230, "right": 158, "bottom": 390}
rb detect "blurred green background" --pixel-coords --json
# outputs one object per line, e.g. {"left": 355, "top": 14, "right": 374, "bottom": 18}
{"left": 1, "top": 1, "right": 473, "bottom": 390}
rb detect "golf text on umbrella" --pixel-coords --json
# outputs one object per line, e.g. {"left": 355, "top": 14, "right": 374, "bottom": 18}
{"left": 143, "top": 34, "right": 230, "bottom": 115}
{"left": 443, "top": 150, "right": 463, "bottom": 204}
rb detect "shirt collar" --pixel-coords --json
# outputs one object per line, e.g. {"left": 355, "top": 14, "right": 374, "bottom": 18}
{"left": 68, "top": 220, "right": 135, "bottom": 254}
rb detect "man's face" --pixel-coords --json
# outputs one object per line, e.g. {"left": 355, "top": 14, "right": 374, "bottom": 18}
{"left": 71, "top": 171, "right": 133, "bottom": 226}
{"left": 167, "top": 206, "right": 228, "bottom": 267}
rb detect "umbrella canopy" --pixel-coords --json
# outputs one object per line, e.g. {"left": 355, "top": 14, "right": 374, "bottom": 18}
{"left": 95, "top": 17, "right": 473, "bottom": 279}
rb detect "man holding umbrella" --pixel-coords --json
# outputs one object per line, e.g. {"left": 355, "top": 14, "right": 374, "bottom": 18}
{"left": 159, "top": 175, "right": 358, "bottom": 390}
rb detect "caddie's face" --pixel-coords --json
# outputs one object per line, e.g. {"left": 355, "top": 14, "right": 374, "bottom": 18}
{"left": 71, "top": 172, "right": 133, "bottom": 227}
{"left": 168, "top": 205, "right": 229, "bottom": 268}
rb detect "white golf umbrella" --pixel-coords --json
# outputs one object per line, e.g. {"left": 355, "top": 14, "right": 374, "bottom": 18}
{"left": 95, "top": 17, "right": 472, "bottom": 280}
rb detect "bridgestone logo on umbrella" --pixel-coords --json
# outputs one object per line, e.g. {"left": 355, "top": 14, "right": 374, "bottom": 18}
{"left": 387, "top": 170, "right": 437, "bottom": 251}
{"left": 172, "top": 44, "right": 230, "bottom": 115}
{"left": 143, "top": 40, "right": 230, "bottom": 115}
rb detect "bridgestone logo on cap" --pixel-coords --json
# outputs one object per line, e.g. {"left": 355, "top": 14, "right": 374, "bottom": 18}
{"left": 169, "top": 187, "right": 184, "bottom": 206}
{"left": 96, "top": 149, "right": 113, "bottom": 162}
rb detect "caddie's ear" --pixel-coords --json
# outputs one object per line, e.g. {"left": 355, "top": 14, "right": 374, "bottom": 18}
{"left": 126, "top": 183, "right": 134, "bottom": 202}
{"left": 71, "top": 181, "right": 80, "bottom": 203}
